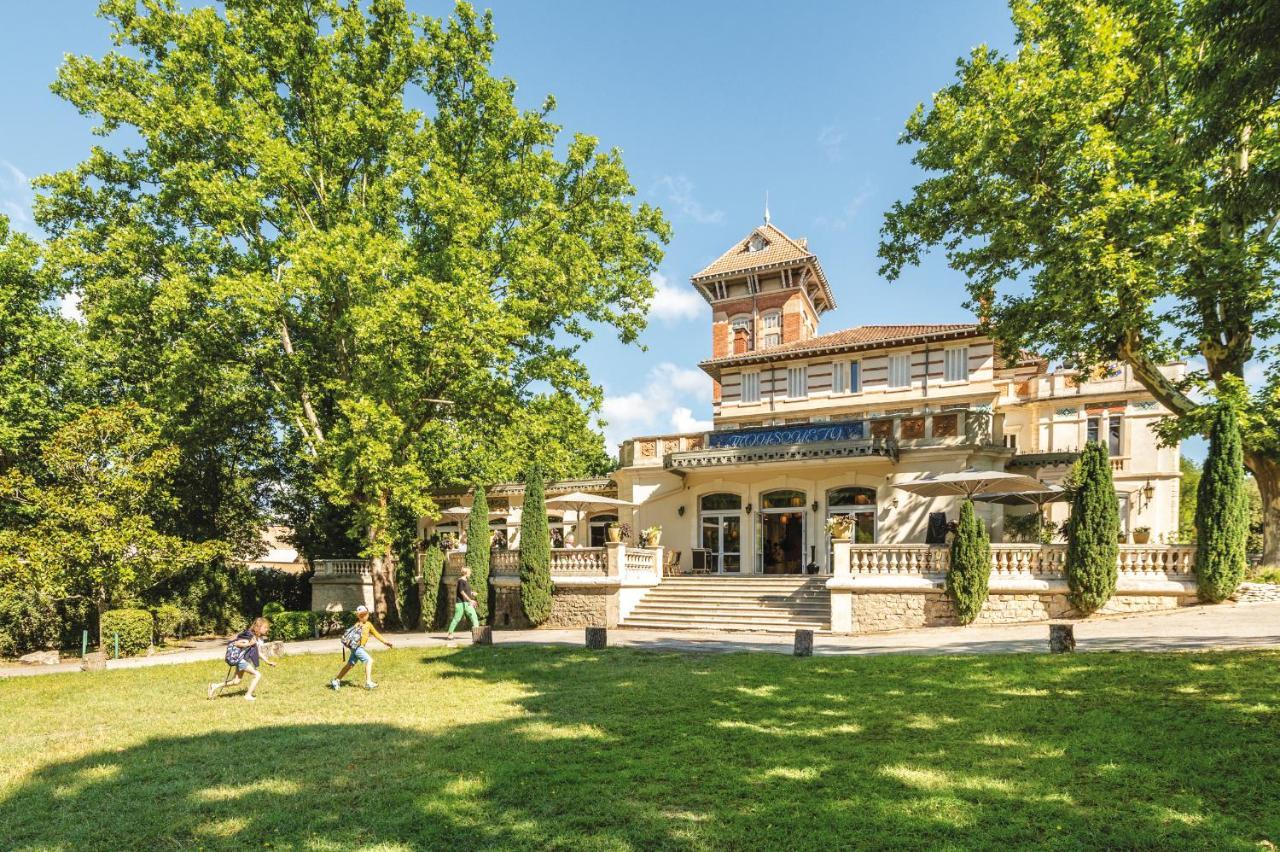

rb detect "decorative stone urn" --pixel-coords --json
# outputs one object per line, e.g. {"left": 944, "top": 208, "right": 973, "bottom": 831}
{"left": 607, "top": 525, "right": 621, "bottom": 543}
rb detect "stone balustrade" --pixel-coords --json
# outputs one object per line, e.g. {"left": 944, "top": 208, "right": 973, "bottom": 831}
{"left": 623, "top": 546, "right": 661, "bottom": 581}
{"left": 827, "top": 540, "right": 1200, "bottom": 634}
{"left": 313, "top": 559, "right": 372, "bottom": 577}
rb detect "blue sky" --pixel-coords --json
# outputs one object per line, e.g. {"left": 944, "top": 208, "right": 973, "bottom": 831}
{"left": 8, "top": 2, "right": 1194, "bottom": 456}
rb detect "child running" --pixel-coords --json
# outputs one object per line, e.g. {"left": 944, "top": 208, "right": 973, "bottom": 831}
{"left": 208, "top": 617, "right": 275, "bottom": 701}
{"left": 446, "top": 566, "right": 480, "bottom": 641}
{"left": 329, "top": 605, "right": 393, "bottom": 690}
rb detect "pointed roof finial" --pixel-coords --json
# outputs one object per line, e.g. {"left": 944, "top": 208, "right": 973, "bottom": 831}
{"left": 764, "top": 191, "right": 771, "bottom": 225}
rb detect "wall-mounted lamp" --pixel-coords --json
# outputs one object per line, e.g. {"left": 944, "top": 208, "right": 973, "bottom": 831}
{"left": 677, "top": 504, "right": 686, "bottom": 517}
{"left": 745, "top": 503, "right": 754, "bottom": 515}
{"left": 1142, "top": 480, "right": 1155, "bottom": 502}
{"left": 811, "top": 501, "right": 820, "bottom": 513}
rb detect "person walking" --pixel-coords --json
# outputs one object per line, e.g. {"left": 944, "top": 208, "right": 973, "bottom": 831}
{"left": 329, "top": 605, "right": 393, "bottom": 690}
{"left": 208, "top": 617, "right": 275, "bottom": 701}
{"left": 446, "top": 566, "right": 481, "bottom": 641}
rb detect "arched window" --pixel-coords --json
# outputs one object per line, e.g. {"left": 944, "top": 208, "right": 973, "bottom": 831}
{"left": 761, "top": 490, "right": 805, "bottom": 510}
{"left": 489, "top": 516, "right": 510, "bottom": 551}
{"left": 588, "top": 514, "right": 617, "bottom": 548}
{"left": 699, "top": 493, "right": 742, "bottom": 573}
{"left": 548, "top": 514, "right": 568, "bottom": 548}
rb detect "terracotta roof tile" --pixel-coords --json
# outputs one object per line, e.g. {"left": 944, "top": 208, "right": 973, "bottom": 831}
{"left": 699, "top": 323, "right": 980, "bottom": 377}
{"left": 692, "top": 223, "right": 814, "bottom": 281}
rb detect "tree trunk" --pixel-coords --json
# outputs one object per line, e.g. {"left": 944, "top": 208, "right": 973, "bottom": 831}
{"left": 1247, "top": 451, "right": 1280, "bottom": 569}
{"left": 367, "top": 493, "right": 401, "bottom": 627}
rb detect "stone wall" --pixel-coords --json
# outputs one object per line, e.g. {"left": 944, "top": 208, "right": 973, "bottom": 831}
{"left": 449, "top": 578, "right": 611, "bottom": 630}
{"left": 850, "top": 590, "right": 1194, "bottom": 634}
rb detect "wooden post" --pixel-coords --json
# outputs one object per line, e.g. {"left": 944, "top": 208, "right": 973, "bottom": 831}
{"left": 81, "top": 651, "right": 107, "bottom": 672}
{"left": 471, "top": 626, "right": 493, "bottom": 646}
{"left": 793, "top": 628, "right": 814, "bottom": 657}
{"left": 1049, "top": 623, "right": 1075, "bottom": 653}
{"left": 585, "top": 626, "right": 607, "bottom": 650}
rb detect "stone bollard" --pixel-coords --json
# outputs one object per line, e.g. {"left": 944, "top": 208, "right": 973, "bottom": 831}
{"left": 267, "top": 640, "right": 285, "bottom": 658}
{"left": 81, "top": 651, "right": 107, "bottom": 672}
{"left": 471, "top": 626, "right": 493, "bottom": 646}
{"left": 1049, "top": 623, "right": 1075, "bottom": 653}
{"left": 585, "top": 626, "right": 607, "bottom": 650}
{"left": 793, "top": 629, "right": 814, "bottom": 657}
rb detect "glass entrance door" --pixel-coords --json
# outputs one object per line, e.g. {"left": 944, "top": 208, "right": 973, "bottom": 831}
{"left": 701, "top": 514, "right": 741, "bottom": 573}
{"left": 759, "top": 490, "right": 807, "bottom": 574}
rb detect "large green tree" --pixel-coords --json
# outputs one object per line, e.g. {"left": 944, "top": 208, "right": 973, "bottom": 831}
{"left": 37, "top": 0, "right": 668, "bottom": 621}
{"left": 0, "top": 404, "right": 222, "bottom": 645}
{"left": 879, "top": 0, "right": 1280, "bottom": 567}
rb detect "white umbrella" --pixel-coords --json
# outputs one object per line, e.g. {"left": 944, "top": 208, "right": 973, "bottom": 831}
{"left": 970, "top": 485, "right": 1068, "bottom": 508}
{"left": 543, "top": 491, "right": 636, "bottom": 518}
{"left": 440, "top": 505, "right": 505, "bottom": 518}
{"left": 892, "top": 469, "right": 1048, "bottom": 500}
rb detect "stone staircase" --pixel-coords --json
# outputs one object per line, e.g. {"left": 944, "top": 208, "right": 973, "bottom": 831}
{"left": 620, "top": 576, "right": 830, "bottom": 632}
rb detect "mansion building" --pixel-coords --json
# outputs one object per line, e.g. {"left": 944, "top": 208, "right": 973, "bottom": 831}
{"left": 426, "top": 221, "right": 1182, "bottom": 577}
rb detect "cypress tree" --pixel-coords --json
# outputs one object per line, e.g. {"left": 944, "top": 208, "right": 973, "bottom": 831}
{"left": 947, "top": 499, "right": 990, "bottom": 624}
{"left": 1066, "top": 442, "right": 1119, "bottom": 614}
{"left": 1195, "top": 405, "right": 1248, "bottom": 602}
{"left": 519, "top": 466, "right": 553, "bottom": 625}
{"left": 465, "top": 487, "right": 491, "bottom": 622}
{"left": 420, "top": 541, "right": 445, "bottom": 630}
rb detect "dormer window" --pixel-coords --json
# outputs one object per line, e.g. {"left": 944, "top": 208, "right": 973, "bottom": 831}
{"left": 748, "top": 233, "right": 767, "bottom": 253}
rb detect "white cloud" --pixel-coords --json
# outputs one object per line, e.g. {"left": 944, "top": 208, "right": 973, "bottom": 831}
{"left": 601, "top": 362, "right": 713, "bottom": 451}
{"left": 648, "top": 271, "right": 706, "bottom": 324}
{"left": 817, "top": 125, "right": 846, "bottom": 162}
{"left": 0, "top": 160, "right": 35, "bottom": 233}
{"left": 655, "top": 175, "right": 724, "bottom": 225}
{"left": 58, "top": 293, "right": 83, "bottom": 322}
{"left": 813, "top": 186, "right": 874, "bottom": 232}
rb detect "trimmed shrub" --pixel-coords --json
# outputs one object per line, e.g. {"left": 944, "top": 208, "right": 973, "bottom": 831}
{"left": 101, "top": 609, "right": 154, "bottom": 657}
{"left": 1066, "top": 442, "right": 1120, "bottom": 614}
{"left": 151, "top": 603, "right": 194, "bottom": 642}
{"left": 269, "top": 610, "right": 317, "bottom": 641}
{"left": 1196, "top": 406, "right": 1248, "bottom": 602}
{"left": 519, "top": 467, "right": 553, "bottom": 625}
{"left": 0, "top": 585, "right": 62, "bottom": 657}
{"left": 314, "top": 609, "right": 358, "bottom": 636}
{"left": 947, "top": 499, "right": 990, "bottom": 624}
{"left": 465, "top": 487, "right": 491, "bottom": 622}
{"left": 262, "top": 601, "right": 286, "bottom": 618}
{"left": 420, "top": 543, "right": 445, "bottom": 630}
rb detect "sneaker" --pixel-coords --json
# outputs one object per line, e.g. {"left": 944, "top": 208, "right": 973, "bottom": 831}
{"left": 365, "top": 681, "right": 378, "bottom": 690}
{"left": 330, "top": 679, "right": 341, "bottom": 690}
{"left": 445, "top": 634, "right": 453, "bottom": 641}
{"left": 244, "top": 694, "right": 256, "bottom": 702}
{"left": 207, "top": 683, "right": 218, "bottom": 700}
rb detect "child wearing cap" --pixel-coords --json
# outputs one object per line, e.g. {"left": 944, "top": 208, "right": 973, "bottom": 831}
{"left": 329, "top": 605, "right": 394, "bottom": 690}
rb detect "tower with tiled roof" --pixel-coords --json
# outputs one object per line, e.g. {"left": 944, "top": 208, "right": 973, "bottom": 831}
{"left": 692, "top": 221, "right": 836, "bottom": 361}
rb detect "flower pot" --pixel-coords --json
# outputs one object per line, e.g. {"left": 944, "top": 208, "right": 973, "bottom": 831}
{"left": 649, "top": 531, "right": 662, "bottom": 547}
{"left": 1132, "top": 529, "right": 1151, "bottom": 544}
{"left": 607, "top": 526, "right": 621, "bottom": 543}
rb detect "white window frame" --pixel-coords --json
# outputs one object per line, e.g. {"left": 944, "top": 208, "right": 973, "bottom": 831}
{"left": 762, "top": 311, "right": 781, "bottom": 347}
{"left": 944, "top": 346, "right": 969, "bottom": 383}
{"left": 888, "top": 354, "right": 912, "bottom": 389}
{"left": 831, "top": 361, "right": 846, "bottom": 395}
{"left": 741, "top": 371, "right": 760, "bottom": 404}
{"left": 787, "top": 365, "right": 808, "bottom": 399}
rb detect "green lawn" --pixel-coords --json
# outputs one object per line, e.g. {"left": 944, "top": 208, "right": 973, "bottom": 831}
{"left": 1, "top": 646, "right": 1278, "bottom": 850}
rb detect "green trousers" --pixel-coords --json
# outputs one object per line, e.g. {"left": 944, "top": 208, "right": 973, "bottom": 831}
{"left": 448, "top": 601, "right": 479, "bottom": 632}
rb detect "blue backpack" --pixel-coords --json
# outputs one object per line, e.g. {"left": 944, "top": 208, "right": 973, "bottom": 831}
{"left": 340, "top": 623, "right": 363, "bottom": 650}
{"left": 224, "top": 639, "right": 246, "bottom": 666}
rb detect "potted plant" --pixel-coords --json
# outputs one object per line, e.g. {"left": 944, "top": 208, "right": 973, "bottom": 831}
{"left": 825, "top": 515, "right": 853, "bottom": 540}
{"left": 641, "top": 525, "right": 662, "bottom": 547}
{"left": 1132, "top": 526, "right": 1151, "bottom": 544}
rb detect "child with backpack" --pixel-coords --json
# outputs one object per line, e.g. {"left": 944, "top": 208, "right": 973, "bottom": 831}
{"left": 208, "top": 617, "right": 274, "bottom": 701}
{"left": 329, "top": 605, "right": 394, "bottom": 690}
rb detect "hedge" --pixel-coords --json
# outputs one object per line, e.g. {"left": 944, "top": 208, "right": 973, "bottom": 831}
{"left": 101, "top": 609, "right": 154, "bottom": 657}
{"left": 151, "top": 603, "right": 195, "bottom": 642}
{"left": 269, "top": 610, "right": 317, "bottom": 641}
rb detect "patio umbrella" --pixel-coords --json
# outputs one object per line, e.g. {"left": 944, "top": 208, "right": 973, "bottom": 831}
{"left": 439, "top": 505, "right": 506, "bottom": 518}
{"left": 543, "top": 491, "right": 636, "bottom": 518}
{"left": 972, "top": 484, "right": 1069, "bottom": 528}
{"left": 891, "top": 469, "right": 1048, "bottom": 500}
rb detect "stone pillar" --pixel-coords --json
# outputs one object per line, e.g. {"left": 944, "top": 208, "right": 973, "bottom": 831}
{"left": 828, "top": 538, "right": 853, "bottom": 634}
{"left": 81, "top": 652, "right": 107, "bottom": 672}
{"left": 793, "top": 629, "right": 814, "bottom": 657}
{"left": 472, "top": 626, "right": 493, "bottom": 645}
{"left": 585, "top": 626, "right": 607, "bottom": 650}
{"left": 603, "top": 542, "right": 623, "bottom": 628}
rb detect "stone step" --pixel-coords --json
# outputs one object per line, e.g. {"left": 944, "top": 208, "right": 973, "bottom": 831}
{"left": 620, "top": 617, "right": 830, "bottom": 632}
{"left": 627, "top": 609, "right": 828, "bottom": 624}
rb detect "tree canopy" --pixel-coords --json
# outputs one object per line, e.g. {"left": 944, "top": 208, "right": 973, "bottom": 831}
{"left": 879, "top": 0, "right": 1280, "bottom": 566}
{"left": 36, "top": 0, "right": 669, "bottom": 620}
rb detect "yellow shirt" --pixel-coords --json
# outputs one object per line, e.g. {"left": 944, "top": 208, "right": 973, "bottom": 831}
{"left": 358, "top": 621, "right": 386, "bottom": 647}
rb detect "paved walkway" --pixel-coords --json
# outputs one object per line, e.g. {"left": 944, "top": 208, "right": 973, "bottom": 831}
{"left": 3, "top": 600, "right": 1278, "bottom": 678}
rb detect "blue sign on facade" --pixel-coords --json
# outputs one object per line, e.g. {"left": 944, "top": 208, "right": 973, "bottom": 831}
{"left": 708, "top": 421, "right": 868, "bottom": 449}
